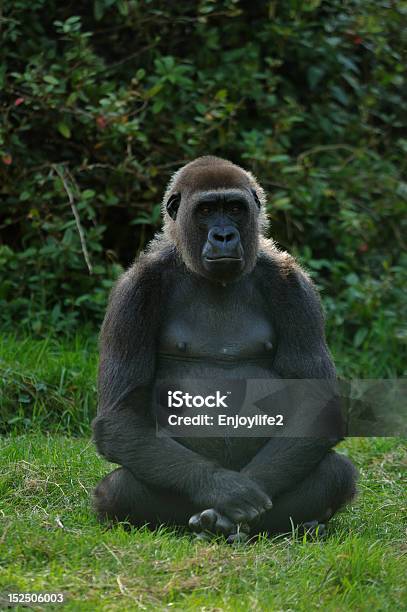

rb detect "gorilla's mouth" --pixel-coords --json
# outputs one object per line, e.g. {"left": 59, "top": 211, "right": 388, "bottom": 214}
{"left": 204, "top": 256, "right": 243, "bottom": 262}
{"left": 202, "top": 255, "right": 245, "bottom": 281}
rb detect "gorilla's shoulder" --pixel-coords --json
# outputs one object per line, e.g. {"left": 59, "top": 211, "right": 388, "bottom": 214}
{"left": 141, "top": 232, "right": 178, "bottom": 270}
{"left": 257, "top": 238, "right": 309, "bottom": 281}
{"left": 109, "top": 233, "right": 177, "bottom": 305}
{"left": 256, "top": 238, "right": 320, "bottom": 306}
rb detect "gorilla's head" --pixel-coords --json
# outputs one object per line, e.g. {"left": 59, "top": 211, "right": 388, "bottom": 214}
{"left": 163, "top": 156, "right": 268, "bottom": 283}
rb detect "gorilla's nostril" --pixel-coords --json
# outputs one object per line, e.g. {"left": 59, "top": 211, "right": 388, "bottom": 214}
{"left": 208, "top": 226, "right": 240, "bottom": 248}
{"left": 213, "top": 232, "right": 236, "bottom": 243}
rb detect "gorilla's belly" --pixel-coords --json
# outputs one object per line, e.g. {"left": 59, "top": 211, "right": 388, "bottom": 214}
{"left": 155, "top": 357, "right": 275, "bottom": 469}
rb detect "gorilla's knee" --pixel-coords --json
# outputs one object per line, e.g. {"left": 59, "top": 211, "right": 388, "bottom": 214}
{"left": 93, "top": 468, "right": 136, "bottom": 523}
{"left": 329, "top": 452, "right": 358, "bottom": 511}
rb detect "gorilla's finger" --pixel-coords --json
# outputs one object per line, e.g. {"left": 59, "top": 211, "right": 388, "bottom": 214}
{"left": 226, "top": 532, "right": 249, "bottom": 545}
{"left": 227, "top": 503, "right": 260, "bottom": 524}
{"left": 302, "top": 521, "right": 327, "bottom": 539}
{"left": 188, "top": 513, "right": 203, "bottom": 532}
{"left": 264, "top": 498, "right": 273, "bottom": 510}
{"left": 245, "top": 506, "right": 261, "bottom": 522}
{"left": 194, "top": 531, "right": 213, "bottom": 542}
{"left": 255, "top": 492, "right": 273, "bottom": 513}
{"left": 214, "top": 514, "right": 236, "bottom": 536}
{"left": 199, "top": 508, "right": 218, "bottom": 530}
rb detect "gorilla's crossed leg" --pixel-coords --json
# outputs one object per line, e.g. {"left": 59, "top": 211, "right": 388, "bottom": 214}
{"left": 94, "top": 467, "right": 196, "bottom": 527}
{"left": 94, "top": 452, "right": 356, "bottom": 539}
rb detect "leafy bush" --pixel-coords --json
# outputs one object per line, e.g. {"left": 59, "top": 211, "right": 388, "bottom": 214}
{"left": 0, "top": 1, "right": 405, "bottom": 372}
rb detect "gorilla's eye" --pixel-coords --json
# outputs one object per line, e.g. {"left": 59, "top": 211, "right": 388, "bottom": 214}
{"left": 227, "top": 202, "right": 244, "bottom": 215}
{"left": 200, "top": 205, "right": 211, "bottom": 215}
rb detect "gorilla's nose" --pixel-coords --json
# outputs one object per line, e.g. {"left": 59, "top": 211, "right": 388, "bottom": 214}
{"left": 208, "top": 226, "right": 240, "bottom": 252}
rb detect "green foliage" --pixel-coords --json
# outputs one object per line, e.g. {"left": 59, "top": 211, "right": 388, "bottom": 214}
{"left": 0, "top": 1, "right": 406, "bottom": 370}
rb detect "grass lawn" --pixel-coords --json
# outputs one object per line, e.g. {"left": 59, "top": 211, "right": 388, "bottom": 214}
{"left": 0, "top": 434, "right": 406, "bottom": 611}
{"left": 0, "top": 335, "right": 406, "bottom": 610}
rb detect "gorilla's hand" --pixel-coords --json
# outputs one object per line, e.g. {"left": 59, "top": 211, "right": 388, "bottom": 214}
{"left": 194, "top": 469, "right": 272, "bottom": 524}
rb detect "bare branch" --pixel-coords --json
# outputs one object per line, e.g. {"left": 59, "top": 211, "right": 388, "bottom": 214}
{"left": 297, "top": 144, "right": 356, "bottom": 164}
{"left": 52, "top": 164, "right": 93, "bottom": 275}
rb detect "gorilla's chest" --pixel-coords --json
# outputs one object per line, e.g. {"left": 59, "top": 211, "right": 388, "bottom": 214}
{"left": 158, "top": 275, "right": 275, "bottom": 364}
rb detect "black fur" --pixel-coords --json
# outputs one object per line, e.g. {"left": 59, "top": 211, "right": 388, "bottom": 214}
{"left": 93, "top": 156, "right": 357, "bottom": 537}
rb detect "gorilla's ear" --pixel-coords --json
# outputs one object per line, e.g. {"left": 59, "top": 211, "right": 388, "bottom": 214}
{"left": 166, "top": 193, "right": 181, "bottom": 220}
{"left": 251, "top": 189, "right": 261, "bottom": 209}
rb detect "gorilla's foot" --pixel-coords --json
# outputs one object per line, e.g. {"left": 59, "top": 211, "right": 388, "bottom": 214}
{"left": 300, "top": 520, "right": 327, "bottom": 539}
{"left": 189, "top": 508, "right": 237, "bottom": 537}
{"left": 226, "top": 531, "right": 250, "bottom": 545}
{"left": 189, "top": 508, "right": 250, "bottom": 543}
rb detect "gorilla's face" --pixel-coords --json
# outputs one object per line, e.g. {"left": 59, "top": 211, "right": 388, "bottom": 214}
{"left": 166, "top": 187, "right": 261, "bottom": 283}
{"left": 197, "top": 190, "right": 247, "bottom": 282}
{"left": 164, "top": 158, "right": 265, "bottom": 284}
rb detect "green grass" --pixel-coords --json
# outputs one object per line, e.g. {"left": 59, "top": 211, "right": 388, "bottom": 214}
{"left": 0, "top": 334, "right": 406, "bottom": 609}
{"left": 0, "top": 334, "right": 97, "bottom": 434}
{"left": 0, "top": 435, "right": 406, "bottom": 611}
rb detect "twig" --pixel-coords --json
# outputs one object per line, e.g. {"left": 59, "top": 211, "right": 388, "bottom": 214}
{"left": 116, "top": 575, "right": 126, "bottom": 595}
{"left": 55, "top": 515, "right": 65, "bottom": 529}
{"left": 297, "top": 144, "right": 356, "bottom": 164}
{"left": 52, "top": 164, "right": 93, "bottom": 274}
{"left": 101, "top": 43, "right": 155, "bottom": 73}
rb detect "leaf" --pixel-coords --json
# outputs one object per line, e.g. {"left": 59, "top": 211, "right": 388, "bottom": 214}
{"left": 43, "top": 75, "right": 59, "bottom": 85}
{"left": 281, "top": 165, "right": 302, "bottom": 174}
{"left": 337, "top": 54, "right": 359, "bottom": 74}
{"left": 343, "top": 74, "right": 360, "bottom": 92}
{"left": 152, "top": 99, "right": 165, "bottom": 114}
{"left": 94, "top": 0, "right": 105, "bottom": 21}
{"left": 272, "top": 197, "right": 291, "bottom": 210}
{"left": 354, "top": 328, "right": 368, "bottom": 348}
{"left": 345, "top": 273, "right": 359, "bottom": 285}
{"left": 117, "top": 0, "right": 129, "bottom": 16}
{"left": 331, "top": 85, "right": 349, "bottom": 106}
{"left": 82, "top": 189, "right": 96, "bottom": 200}
{"left": 57, "top": 122, "right": 71, "bottom": 139}
{"left": 215, "top": 89, "right": 228, "bottom": 101}
{"left": 307, "top": 66, "right": 324, "bottom": 90}
{"left": 195, "top": 102, "right": 207, "bottom": 114}
{"left": 145, "top": 83, "right": 163, "bottom": 99}
{"left": 269, "top": 155, "right": 290, "bottom": 163}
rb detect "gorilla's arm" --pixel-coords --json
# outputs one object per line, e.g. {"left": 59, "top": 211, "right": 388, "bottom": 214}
{"left": 93, "top": 253, "right": 271, "bottom": 522}
{"left": 242, "top": 259, "right": 341, "bottom": 499}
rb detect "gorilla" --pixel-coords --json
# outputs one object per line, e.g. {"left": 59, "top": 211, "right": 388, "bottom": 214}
{"left": 93, "top": 156, "right": 357, "bottom": 542}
